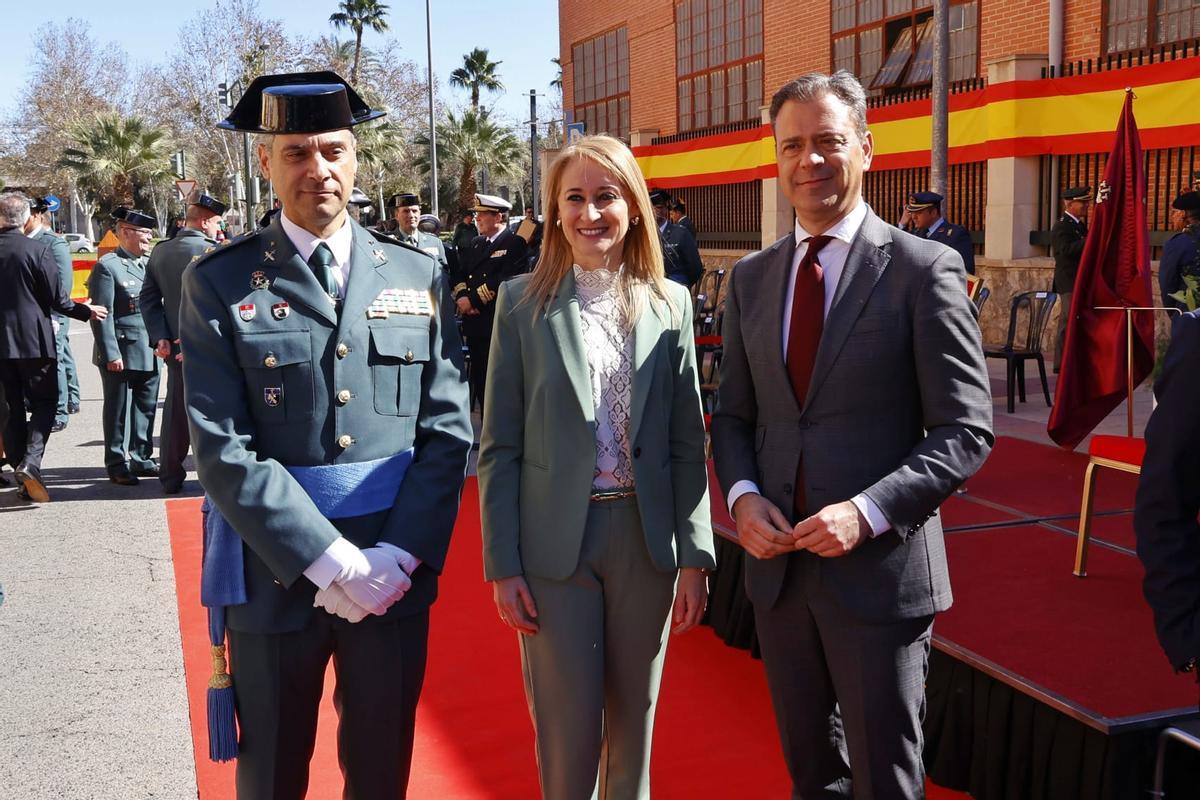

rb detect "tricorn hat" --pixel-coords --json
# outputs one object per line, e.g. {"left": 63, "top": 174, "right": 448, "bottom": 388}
{"left": 187, "top": 190, "right": 228, "bottom": 216}
{"left": 217, "top": 71, "right": 385, "bottom": 134}
{"left": 112, "top": 207, "right": 158, "bottom": 229}
{"left": 349, "top": 187, "right": 372, "bottom": 207}
{"left": 391, "top": 192, "right": 421, "bottom": 208}
{"left": 28, "top": 196, "right": 50, "bottom": 213}
{"left": 905, "top": 191, "right": 944, "bottom": 212}
{"left": 1061, "top": 186, "right": 1092, "bottom": 201}
{"left": 1172, "top": 191, "right": 1200, "bottom": 212}
{"left": 648, "top": 188, "right": 672, "bottom": 206}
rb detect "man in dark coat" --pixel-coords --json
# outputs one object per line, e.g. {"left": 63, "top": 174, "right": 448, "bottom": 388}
{"left": 139, "top": 191, "right": 225, "bottom": 493}
{"left": 1159, "top": 191, "right": 1200, "bottom": 313}
{"left": 0, "top": 191, "right": 107, "bottom": 501}
{"left": 1135, "top": 309, "right": 1200, "bottom": 679}
{"left": 452, "top": 209, "right": 478, "bottom": 251}
{"left": 899, "top": 190, "right": 975, "bottom": 275}
{"left": 1051, "top": 186, "right": 1091, "bottom": 371}
{"left": 450, "top": 193, "right": 528, "bottom": 414}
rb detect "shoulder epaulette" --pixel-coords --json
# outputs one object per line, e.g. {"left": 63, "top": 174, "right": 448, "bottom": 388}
{"left": 369, "top": 228, "right": 434, "bottom": 259}
{"left": 191, "top": 228, "right": 261, "bottom": 270}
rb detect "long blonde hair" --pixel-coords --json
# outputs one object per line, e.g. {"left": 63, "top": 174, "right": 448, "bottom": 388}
{"left": 524, "top": 135, "right": 677, "bottom": 323}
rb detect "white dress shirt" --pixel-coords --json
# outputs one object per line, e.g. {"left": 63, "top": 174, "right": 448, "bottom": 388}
{"left": 727, "top": 200, "right": 892, "bottom": 537}
{"left": 280, "top": 212, "right": 354, "bottom": 297}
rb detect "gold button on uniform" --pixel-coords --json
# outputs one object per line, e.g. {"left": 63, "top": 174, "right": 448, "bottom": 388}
{"left": 337, "top": 434, "right": 354, "bottom": 449}
{"left": 403, "top": 350, "right": 415, "bottom": 364}
{"left": 263, "top": 354, "right": 278, "bottom": 368}
{"left": 336, "top": 343, "right": 350, "bottom": 359}
{"left": 336, "top": 389, "right": 351, "bottom": 405}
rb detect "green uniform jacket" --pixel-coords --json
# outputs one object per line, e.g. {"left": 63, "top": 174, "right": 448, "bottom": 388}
{"left": 179, "top": 217, "right": 472, "bottom": 633}
{"left": 34, "top": 228, "right": 74, "bottom": 303}
{"left": 88, "top": 248, "right": 159, "bottom": 371}
{"left": 396, "top": 230, "right": 448, "bottom": 271}
{"left": 140, "top": 228, "right": 216, "bottom": 350}
{"left": 478, "top": 271, "right": 716, "bottom": 582}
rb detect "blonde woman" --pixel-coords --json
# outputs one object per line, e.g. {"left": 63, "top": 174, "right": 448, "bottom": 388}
{"left": 478, "top": 135, "right": 715, "bottom": 799}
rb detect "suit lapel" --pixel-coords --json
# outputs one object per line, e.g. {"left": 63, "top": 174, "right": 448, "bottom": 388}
{"left": 761, "top": 236, "right": 802, "bottom": 415}
{"left": 804, "top": 210, "right": 891, "bottom": 409}
{"left": 546, "top": 269, "right": 596, "bottom": 424}
{"left": 258, "top": 219, "right": 338, "bottom": 325}
{"left": 628, "top": 295, "right": 663, "bottom": 445}
{"left": 339, "top": 223, "right": 388, "bottom": 335}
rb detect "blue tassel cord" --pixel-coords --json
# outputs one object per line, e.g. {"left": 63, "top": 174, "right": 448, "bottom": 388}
{"left": 206, "top": 640, "right": 238, "bottom": 762}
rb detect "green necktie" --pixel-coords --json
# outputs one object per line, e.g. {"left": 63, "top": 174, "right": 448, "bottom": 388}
{"left": 308, "top": 242, "right": 339, "bottom": 304}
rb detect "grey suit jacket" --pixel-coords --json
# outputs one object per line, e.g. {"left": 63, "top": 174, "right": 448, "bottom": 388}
{"left": 478, "top": 271, "right": 716, "bottom": 582}
{"left": 711, "top": 208, "right": 993, "bottom": 622}
{"left": 180, "top": 217, "right": 472, "bottom": 633}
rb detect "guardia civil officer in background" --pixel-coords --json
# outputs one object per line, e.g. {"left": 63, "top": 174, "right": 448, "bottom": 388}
{"left": 1052, "top": 186, "right": 1091, "bottom": 372}
{"left": 899, "top": 191, "right": 976, "bottom": 275}
{"left": 88, "top": 207, "right": 162, "bottom": 486}
{"left": 23, "top": 196, "right": 82, "bottom": 431}
{"left": 180, "top": 71, "right": 471, "bottom": 799}
{"left": 451, "top": 193, "right": 528, "bottom": 415}
{"left": 392, "top": 192, "right": 448, "bottom": 269}
{"left": 1160, "top": 191, "right": 1200, "bottom": 314}
{"left": 139, "top": 190, "right": 226, "bottom": 494}
{"left": 649, "top": 188, "right": 704, "bottom": 287}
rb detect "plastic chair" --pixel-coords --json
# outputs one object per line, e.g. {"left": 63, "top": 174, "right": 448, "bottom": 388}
{"left": 973, "top": 286, "right": 990, "bottom": 316}
{"left": 1153, "top": 719, "right": 1200, "bottom": 798}
{"left": 983, "top": 290, "right": 1057, "bottom": 413}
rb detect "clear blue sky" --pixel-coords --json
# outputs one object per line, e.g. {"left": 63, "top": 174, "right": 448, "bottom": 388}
{"left": 1, "top": 0, "right": 561, "bottom": 125}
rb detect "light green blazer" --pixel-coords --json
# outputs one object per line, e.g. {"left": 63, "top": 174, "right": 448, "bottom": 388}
{"left": 479, "top": 270, "right": 716, "bottom": 582}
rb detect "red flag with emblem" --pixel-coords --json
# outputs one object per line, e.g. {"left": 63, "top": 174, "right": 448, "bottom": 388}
{"left": 1047, "top": 91, "right": 1155, "bottom": 449}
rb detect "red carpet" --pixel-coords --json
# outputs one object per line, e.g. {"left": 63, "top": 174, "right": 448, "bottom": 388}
{"left": 170, "top": 484, "right": 968, "bottom": 798}
{"left": 938, "top": 524, "right": 1198, "bottom": 720}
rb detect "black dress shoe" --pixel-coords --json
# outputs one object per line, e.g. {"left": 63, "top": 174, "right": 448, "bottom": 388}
{"left": 131, "top": 461, "right": 160, "bottom": 478}
{"left": 15, "top": 464, "right": 49, "bottom": 503}
{"left": 108, "top": 467, "right": 140, "bottom": 486}
{"left": 50, "top": 420, "right": 68, "bottom": 433}
{"left": 161, "top": 480, "right": 183, "bottom": 495}
{"left": 15, "top": 486, "right": 30, "bottom": 501}
{"left": 68, "top": 402, "right": 81, "bottom": 414}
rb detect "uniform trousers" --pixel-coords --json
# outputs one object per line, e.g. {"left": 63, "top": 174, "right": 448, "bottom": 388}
{"left": 462, "top": 323, "right": 490, "bottom": 416}
{"left": 53, "top": 316, "right": 80, "bottom": 424}
{"left": 1054, "top": 291, "right": 1071, "bottom": 371}
{"left": 519, "top": 497, "right": 676, "bottom": 800}
{"left": 227, "top": 610, "right": 429, "bottom": 800}
{"left": 98, "top": 367, "right": 159, "bottom": 470}
{"left": 754, "top": 552, "right": 934, "bottom": 800}
{"left": 0, "top": 358, "right": 57, "bottom": 471}
{"left": 158, "top": 360, "right": 190, "bottom": 488}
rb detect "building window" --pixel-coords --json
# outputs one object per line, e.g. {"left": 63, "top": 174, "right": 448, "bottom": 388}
{"left": 573, "top": 27, "right": 629, "bottom": 139}
{"left": 1107, "top": 0, "right": 1200, "bottom": 53}
{"left": 676, "top": 0, "right": 765, "bottom": 132}
{"left": 831, "top": 1, "right": 979, "bottom": 91}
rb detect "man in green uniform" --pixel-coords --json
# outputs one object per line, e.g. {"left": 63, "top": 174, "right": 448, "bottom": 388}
{"left": 88, "top": 208, "right": 161, "bottom": 486}
{"left": 139, "top": 191, "right": 225, "bottom": 493}
{"left": 24, "top": 197, "right": 81, "bottom": 431}
{"left": 180, "top": 71, "right": 471, "bottom": 798}
{"left": 392, "top": 192, "right": 447, "bottom": 270}
{"left": 1052, "top": 186, "right": 1091, "bottom": 372}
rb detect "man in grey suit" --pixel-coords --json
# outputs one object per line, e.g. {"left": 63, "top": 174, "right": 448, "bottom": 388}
{"left": 712, "top": 71, "right": 993, "bottom": 798}
{"left": 139, "top": 191, "right": 225, "bottom": 494}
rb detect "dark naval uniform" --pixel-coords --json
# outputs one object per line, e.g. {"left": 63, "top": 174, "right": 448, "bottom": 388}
{"left": 139, "top": 227, "right": 217, "bottom": 491}
{"left": 660, "top": 220, "right": 704, "bottom": 286}
{"left": 922, "top": 219, "right": 975, "bottom": 275}
{"left": 88, "top": 246, "right": 161, "bottom": 476}
{"left": 451, "top": 226, "right": 528, "bottom": 410}
{"left": 1160, "top": 193, "right": 1200, "bottom": 314}
{"left": 33, "top": 225, "right": 81, "bottom": 427}
{"left": 180, "top": 215, "right": 472, "bottom": 797}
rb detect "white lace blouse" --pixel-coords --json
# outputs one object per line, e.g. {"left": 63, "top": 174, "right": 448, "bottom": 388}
{"left": 573, "top": 265, "right": 635, "bottom": 491}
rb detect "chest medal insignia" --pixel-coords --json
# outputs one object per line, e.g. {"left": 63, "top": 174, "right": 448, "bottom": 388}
{"left": 239, "top": 304, "right": 257, "bottom": 322}
{"left": 263, "top": 387, "right": 282, "bottom": 407}
{"left": 271, "top": 302, "right": 290, "bottom": 320}
{"left": 250, "top": 271, "right": 270, "bottom": 290}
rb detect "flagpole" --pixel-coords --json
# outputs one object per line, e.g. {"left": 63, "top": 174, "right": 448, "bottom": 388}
{"left": 1094, "top": 306, "right": 1181, "bottom": 437}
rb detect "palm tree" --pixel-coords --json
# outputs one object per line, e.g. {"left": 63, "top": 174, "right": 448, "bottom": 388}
{"left": 303, "top": 36, "right": 378, "bottom": 78}
{"left": 415, "top": 108, "right": 523, "bottom": 212}
{"left": 329, "top": 0, "right": 390, "bottom": 85}
{"left": 58, "top": 112, "right": 174, "bottom": 213}
{"left": 355, "top": 121, "right": 410, "bottom": 211}
{"left": 449, "top": 48, "right": 504, "bottom": 110}
{"left": 550, "top": 57, "right": 562, "bottom": 91}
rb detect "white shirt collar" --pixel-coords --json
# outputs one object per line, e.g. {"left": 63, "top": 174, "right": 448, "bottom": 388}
{"left": 793, "top": 200, "right": 868, "bottom": 249}
{"left": 280, "top": 211, "right": 353, "bottom": 268}
{"left": 1065, "top": 211, "right": 1081, "bottom": 224}
{"left": 25, "top": 224, "right": 43, "bottom": 239}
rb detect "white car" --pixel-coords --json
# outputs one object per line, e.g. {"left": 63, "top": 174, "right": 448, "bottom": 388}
{"left": 63, "top": 233, "right": 94, "bottom": 253}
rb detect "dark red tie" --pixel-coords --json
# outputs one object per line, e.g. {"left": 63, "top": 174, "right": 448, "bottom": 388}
{"left": 786, "top": 235, "right": 831, "bottom": 517}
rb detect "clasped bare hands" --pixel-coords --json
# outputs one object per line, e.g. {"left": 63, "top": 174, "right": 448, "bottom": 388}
{"left": 733, "top": 494, "right": 868, "bottom": 559}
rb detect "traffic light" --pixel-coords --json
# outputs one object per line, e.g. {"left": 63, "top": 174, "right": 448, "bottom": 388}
{"left": 218, "top": 82, "right": 232, "bottom": 107}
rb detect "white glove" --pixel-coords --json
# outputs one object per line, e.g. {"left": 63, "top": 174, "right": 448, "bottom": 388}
{"left": 313, "top": 582, "right": 369, "bottom": 623}
{"left": 334, "top": 546, "right": 413, "bottom": 616}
